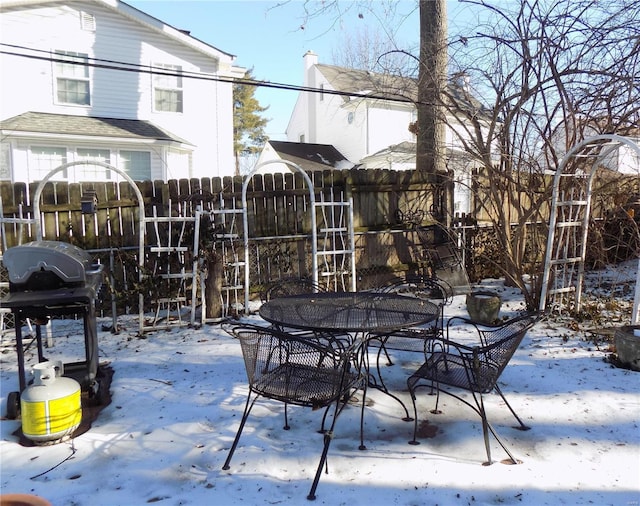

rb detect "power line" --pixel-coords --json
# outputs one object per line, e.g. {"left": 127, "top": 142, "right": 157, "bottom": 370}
{"left": 0, "top": 42, "right": 415, "bottom": 105}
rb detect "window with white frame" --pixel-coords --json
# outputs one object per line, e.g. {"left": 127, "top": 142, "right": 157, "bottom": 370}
{"left": 54, "top": 50, "right": 90, "bottom": 105}
{"left": 76, "top": 148, "right": 111, "bottom": 180}
{"left": 153, "top": 63, "right": 183, "bottom": 113}
{"left": 120, "top": 151, "right": 151, "bottom": 181}
{"left": 30, "top": 147, "right": 68, "bottom": 180}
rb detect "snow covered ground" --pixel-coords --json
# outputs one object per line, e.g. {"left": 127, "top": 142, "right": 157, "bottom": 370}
{"left": 1, "top": 262, "right": 639, "bottom": 505}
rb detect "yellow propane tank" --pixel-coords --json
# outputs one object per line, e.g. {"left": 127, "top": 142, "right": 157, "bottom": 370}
{"left": 20, "top": 361, "right": 82, "bottom": 444}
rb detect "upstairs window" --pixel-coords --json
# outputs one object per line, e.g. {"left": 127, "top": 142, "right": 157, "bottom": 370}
{"left": 54, "top": 50, "right": 90, "bottom": 105}
{"left": 153, "top": 63, "right": 183, "bottom": 113}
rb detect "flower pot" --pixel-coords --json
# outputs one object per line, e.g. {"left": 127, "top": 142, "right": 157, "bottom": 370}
{"left": 466, "top": 290, "right": 502, "bottom": 324}
{"left": 0, "top": 494, "right": 51, "bottom": 506}
{"left": 615, "top": 325, "right": 640, "bottom": 372}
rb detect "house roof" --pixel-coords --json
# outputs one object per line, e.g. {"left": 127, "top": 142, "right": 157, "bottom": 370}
{"left": 316, "top": 64, "right": 417, "bottom": 103}
{"left": 268, "top": 141, "right": 353, "bottom": 171}
{"left": 0, "top": 111, "right": 190, "bottom": 144}
{"left": 357, "top": 141, "right": 478, "bottom": 170}
{"left": 316, "top": 63, "right": 489, "bottom": 115}
{"left": 114, "top": 0, "right": 237, "bottom": 62}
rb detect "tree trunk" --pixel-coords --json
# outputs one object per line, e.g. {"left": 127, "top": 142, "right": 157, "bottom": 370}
{"left": 204, "top": 253, "right": 223, "bottom": 319}
{"left": 417, "top": 0, "right": 449, "bottom": 223}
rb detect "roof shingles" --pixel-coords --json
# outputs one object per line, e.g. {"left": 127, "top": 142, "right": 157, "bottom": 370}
{"left": 0, "top": 111, "right": 189, "bottom": 144}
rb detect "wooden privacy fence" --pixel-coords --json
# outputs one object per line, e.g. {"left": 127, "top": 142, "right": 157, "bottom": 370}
{"left": 0, "top": 166, "right": 635, "bottom": 321}
{"left": 0, "top": 169, "right": 442, "bottom": 321}
{"left": 0, "top": 169, "right": 441, "bottom": 250}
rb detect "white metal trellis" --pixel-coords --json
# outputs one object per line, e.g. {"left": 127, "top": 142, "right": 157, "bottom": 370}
{"left": 195, "top": 200, "right": 245, "bottom": 324}
{"left": 30, "top": 161, "right": 147, "bottom": 334}
{"left": 539, "top": 134, "right": 640, "bottom": 324}
{"left": 315, "top": 193, "right": 356, "bottom": 292}
{"left": 242, "top": 160, "right": 318, "bottom": 314}
{"left": 0, "top": 198, "right": 38, "bottom": 336}
{"left": 140, "top": 200, "right": 198, "bottom": 332}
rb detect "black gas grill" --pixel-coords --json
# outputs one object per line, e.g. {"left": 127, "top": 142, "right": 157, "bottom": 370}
{"left": 1, "top": 240, "right": 104, "bottom": 418}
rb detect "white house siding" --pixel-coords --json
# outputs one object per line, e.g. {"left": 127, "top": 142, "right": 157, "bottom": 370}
{"left": 254, "top": 143, "right": 289, "bottom": 173}
{"left": 302, "top": 66, "right": 366, "bottom": 163}
{"left": 597, "top": 140, "right": 640, "bottom": 175}
{"left": 286, "top": 94, "right": 306, "bottom": 143}
{"left": 618, "top": 143, "right": 640, "bottom": 175}
{"left": 0, "top": 1, "right": 238, "bottom": 181}
{"left": 366, "top": 104, "right": 415, "bottom": 159}
{"left": 315, "top": 97, "right": 366, "bottom": 163}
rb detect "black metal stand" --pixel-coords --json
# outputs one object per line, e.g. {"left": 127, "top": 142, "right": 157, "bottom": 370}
{"left": 2, "top": 287, "right": 100, "bottom": 417}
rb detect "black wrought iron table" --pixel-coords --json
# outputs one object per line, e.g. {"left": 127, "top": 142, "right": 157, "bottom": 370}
{"left": 259, "top": 291, "right": 440, "bottom": 446}
{"left": 259, "top": 291, "right": 439, "bottom": 334}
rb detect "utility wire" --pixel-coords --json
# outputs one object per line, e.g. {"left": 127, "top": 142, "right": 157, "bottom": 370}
{"left": 0, "top": 42, "right": 416, "bottom": 104}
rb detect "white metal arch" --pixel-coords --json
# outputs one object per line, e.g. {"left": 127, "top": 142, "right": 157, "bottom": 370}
{"left": 32, "top": 161, "right": 147, "bottom": 333}
{"left": 539, "top": 134, "right": 640, "bottom": 324}
{"left": 242, "top": 160, "right": 318, "bottom": 314}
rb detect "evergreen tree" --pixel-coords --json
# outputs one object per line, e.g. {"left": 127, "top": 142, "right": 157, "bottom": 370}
{"left": 233, "top": 69, "right": 269, "bottom": 174}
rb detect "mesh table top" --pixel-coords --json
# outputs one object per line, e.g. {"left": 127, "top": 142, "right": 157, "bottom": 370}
{"left": 259, "top": 291, "right": 439, "bottom": 333}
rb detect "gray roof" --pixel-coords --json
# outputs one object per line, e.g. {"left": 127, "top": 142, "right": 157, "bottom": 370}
{"left": 316, "top": 63, "right": 489, "bottom": 115}
{"left": 269, "top": 141, "right": 353, "bottom": 171}
{"left": 0, "top": 111, "right": 190, "bottom": 144}
{"left": 316, "top": 64, "right": 417, "bottom": 102}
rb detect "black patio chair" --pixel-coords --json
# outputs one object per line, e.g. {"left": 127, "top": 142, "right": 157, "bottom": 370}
{"left": 261, "top": 277, "right": 324, "bottom": 302}
{"left": 407, "top": 312, "right": 540, "bottom": 465}
{"left": 261, "top": 277, "right": 336, "bottom": 341}
{"left": 222, "top": 324, "right": 366, "bottom": 501}
{"left": 376, "top": 275, "right": 453, "bottom": 353}
{"left": 369, "top": 275, "right": 453, "bottom": 374}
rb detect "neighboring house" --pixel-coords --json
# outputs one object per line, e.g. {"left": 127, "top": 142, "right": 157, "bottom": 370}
{"left": 284, "top": 51, "right": 491, "bottom": 214}
{"left": 546, "top": 120, "right": 640, "bottom": 176}
{"left": 255, "top": 140, "right": 353, "bottom": 174}
{"left": 357, "top": 141, "right": 417, "bottom": 171}
{"left": 0, "top": 0, "right": 245, "bottom": 184}
{"left": 358, "top": 141, "right": 475, "bottom": 216}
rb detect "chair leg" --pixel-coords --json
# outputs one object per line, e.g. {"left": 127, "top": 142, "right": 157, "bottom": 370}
{"left": 430, "top": 382, "right": 443, "bottom": 414}
{"left": 308, "top": 384, "right": 361, "bottom": 500}
{"left": 358, "top": 381, "right": 368, "bottom": 450}
{"left": 307, "top": 430, "right": 333, "bottom": 500}
{"left": 381, "top": 341, "right": 393, "bottom": 366}
{"left": 283, "top": 402, "right": 290, "bottom": 430}
{"left": 477, "top": 393, "right": 520, "bottom": 465}
{"left": 408, "top": 386, "right": 420, "bottom": 446}
{"left": 319, "top": 403, "right": 333, "bottom": 433}
{"left": 494, "top": 385, "right": 530, "bottom": 430}
{"left": 478, "top": 394, "right": 493, "bottom": 465}
{"left": 222, "top": 390, "right": 258, "bottom": 470}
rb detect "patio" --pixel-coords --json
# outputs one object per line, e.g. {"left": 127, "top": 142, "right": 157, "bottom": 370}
{"left": 1, "top": 271, "right": 639, "bottom": 505}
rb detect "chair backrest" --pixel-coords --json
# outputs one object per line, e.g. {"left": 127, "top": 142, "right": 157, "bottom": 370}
{"left": 383, "top": 275, "right": 452, "bottom": 330}
{"left": 382, "top": 276, "right": 452, "bottom": 303}
{"left": 473, "top": 313, "right": 539, "bottom": 390}
{"left": 230, "top": 325, "right": 351, "bottom": 407}
{"left": 262, "top": 277, "right": 324, "bottom": 302}
{"left": 405, "top": 275, "right": 454, "bottom": 304}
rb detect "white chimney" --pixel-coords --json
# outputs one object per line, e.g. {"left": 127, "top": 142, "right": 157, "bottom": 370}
{"left": 303, "top": 50, "right": 317, "bottom": 87}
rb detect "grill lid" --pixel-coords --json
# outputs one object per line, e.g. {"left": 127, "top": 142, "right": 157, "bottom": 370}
{"left": 3, "top": 240, "right": 96, "bottom": 285}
